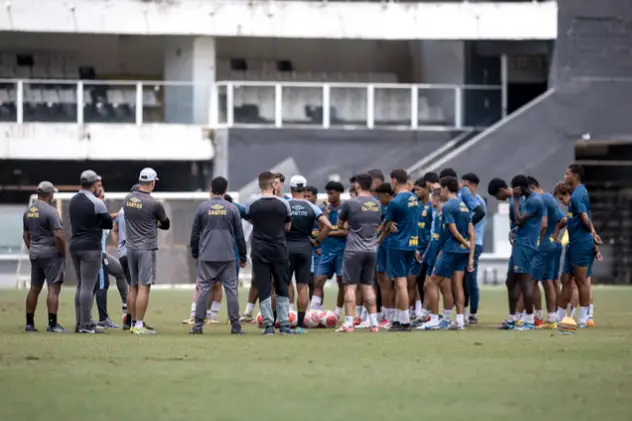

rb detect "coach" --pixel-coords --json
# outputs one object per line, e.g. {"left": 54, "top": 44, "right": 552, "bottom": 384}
{"left": 245, "top": 171, "right": 292, "bottom": 335}
{"left": 68, "top": 170, "right": 113, "bottom": 334}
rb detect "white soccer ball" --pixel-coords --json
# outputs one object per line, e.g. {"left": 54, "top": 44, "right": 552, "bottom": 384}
{"left": 304, "top": 310, "right": 323, "bottom": 328}
{"left": 320, "top": 310, "right": 338, "bottom": 328}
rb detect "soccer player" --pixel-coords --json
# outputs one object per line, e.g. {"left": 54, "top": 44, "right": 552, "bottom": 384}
{"left": 112, "top": 184, "right": 139, "bottom": 330}
{"left": 124, "top": 167, "right": 170, "bottom": 335}
{"left": 69, "top": 170, "right": 113, "bottom": 333}
{"left": 368, "top": 169, "right": 385, "bottom": 191}
{"left": 382, "top": 168, "right": 419, "bottom": 332}
{"left": 529, "top": 177, "right": 566, "bottom": 328}
{"left": 310, "top": 181, "right": 347, "bottom": 318}
{"left": 375, "top": 182, "right": 395, "bottom": 327}
{"left": 336, "top": 173, "right": 381, "bottom": 333}
{"left": 189, "top": 177, "right": 247, "bottom": 335}
{"left": 246, "top": 171, "right": 293, "bottom": 335}
{"left": 305, "top": 185, "right": 320, "bottom": 301}
{"left": 556, "top": 164, "right": 601, "bottom": 328}
{"left": 422, "top": 177, "right": 474, "bottom": 330}
{"left": 411, "top": 177, "right": 433, "bottom": 320}
{"left": 505, "top": 175, "right": 545, "bottom": 330}
{"left": 286, "top": 175, "right": 332, "bottom": 332}
{"left": 22, "top": 181, "right": 68, "bottom": 333}
{"left": 460, "top": 173, "right": 486, "bottom": 324}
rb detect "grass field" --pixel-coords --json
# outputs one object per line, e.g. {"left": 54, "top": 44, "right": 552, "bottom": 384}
{"left": 0, "top": 286, "right": 631, "bottom": 421}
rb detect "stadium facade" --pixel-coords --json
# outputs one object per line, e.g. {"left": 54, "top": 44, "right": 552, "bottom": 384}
{"left": 0, "top": 0, "right": 630, "bottom": 285}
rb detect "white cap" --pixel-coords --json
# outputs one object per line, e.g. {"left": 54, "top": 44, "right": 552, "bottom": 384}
{"left": 289, "top": 175, "right": 307, "bottom": 190}
{"left": 139, "top": 167, "right": 159, "bottom": 182}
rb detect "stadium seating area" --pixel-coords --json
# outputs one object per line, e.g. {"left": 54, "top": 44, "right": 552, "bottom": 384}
{"left": 0, "top": 52, "right": 450, "bottom": 126}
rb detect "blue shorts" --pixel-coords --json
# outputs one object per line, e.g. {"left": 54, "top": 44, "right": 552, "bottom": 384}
{"left": 314, "top": 251, "right": 344, "bottom": 278}
{"left": 422, "top": 241, "right": 440, "bottom": 266}
{"left": 510, "top": 246, "right": 537, "bottom": 274}
{"left": 310, "top": 252, "right": 321, "bottom": 274}
{"left": 408, "top": 244, "right": 427, "bottom": 276}
{"left": 387, "top": 248, "right": 416, "bottom": 279}
{"left": 562, "top": 241, "right": 594, "bottom": 275}
{"left": 587, "top": 254, "right": 595, "bottom": 277}
{"left": 432, "top": 251, "right": 469, "bottom": 278}
{"left": 531, "top": 245, "right": 562, "bottom": 281}
{"left": 376, "top": 245, "right": 388, "bottom": 273}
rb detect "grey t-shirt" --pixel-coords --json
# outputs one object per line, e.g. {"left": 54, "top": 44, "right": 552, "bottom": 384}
{"left": 23, "top": 200, "right": 63, "bottom": 260}
{"left": 338, "top": 196, "right": 381, "bottom": 252}
{"left": 123, "top": 190, "right": 168, "bottom": 250}
{"left": 190, "top": 197, "right": 247, "bottom": 262}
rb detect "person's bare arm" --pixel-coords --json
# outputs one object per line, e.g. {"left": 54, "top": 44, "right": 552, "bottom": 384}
{"left": 111, "top": 221, "right": 119, "bottom": 247}
{"left": 314, "top": 214, "right": 332, "bottom": 244}
{"left": 53, "top": 229, "right": 66, "bottom": 258}
{"left": 539, "top": 215, "right": 548, "bottom": 245}
{"left": 22, "top": 231, "right": 30, "bottom": 249}
{"left": 447, "top": 223, "right": 469, "bottom": 249}
{"left": 467, "top": 223, "right": 475, "bottom": 271}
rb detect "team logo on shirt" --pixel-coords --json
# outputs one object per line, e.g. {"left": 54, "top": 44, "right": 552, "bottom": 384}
{"left": 567, "top": 211, "right": 573, "bottom": 218}
{"left": 126, "top": 196, "right": 143, "bottom": 209}
{"left": 208, "top": 204, "right": 227, "bottom": 216}
{"left": 26, "top": 206, "right": 39, "bottom": 218}
{"left": 361, "top": 201, "right": 379, "bottom": 212}
{"left": 407, "top": 196, "right": 418, "bottom": 208}
{"left": 291, "top": 204, "right": 308, "bottom": 217}
{"left": 459, "top": 202, "right": 469, "bottom": 213}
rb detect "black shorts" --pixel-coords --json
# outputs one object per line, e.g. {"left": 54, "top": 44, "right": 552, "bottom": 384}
{"left": 342, "top": 250, "right": 377, "bottom": 286}
{"left": 288, "top": 249, "right": 312, "bottom": 285}
{"left": 31, "top": 256, "right": 65, "bottom": 287}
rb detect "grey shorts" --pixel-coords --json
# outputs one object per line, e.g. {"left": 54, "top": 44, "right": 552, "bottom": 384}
{"left": 342, "top": 250, "right": 377, "bottom": 286}
{"left": 127, "top": 249, "right": 156, "bottom": 286}
{"left": 31, "top": 256, "right": 65, "bottom": 287}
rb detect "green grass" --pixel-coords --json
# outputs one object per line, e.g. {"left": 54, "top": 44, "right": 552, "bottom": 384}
{"left": 0, "top": 286, "right": 631, "bottom": 421}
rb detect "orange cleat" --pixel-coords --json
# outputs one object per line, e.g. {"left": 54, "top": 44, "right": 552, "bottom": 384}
{"left": 534, "top": 318, "right": 544, "bottom": 327}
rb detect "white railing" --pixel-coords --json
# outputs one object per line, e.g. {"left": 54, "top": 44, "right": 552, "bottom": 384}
{"left": 0, "top": 79, "right": 502, "bottom": 130}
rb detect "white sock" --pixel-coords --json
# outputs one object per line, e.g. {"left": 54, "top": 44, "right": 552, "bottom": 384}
{"left": 456, "top": 313, "right": 464, "bottom": 326}
{"left": 361, "top": 307, "right": 368, "bottom": 320}
{"left": 570, "top": 306, "right": 577, "bottom": 318}
{"left": 344, "top": 316, "right": 354, "bottom": 328}
{"left": 309, "top": 296, "right": 322, "bottom": 310}
{"left": 135, "top": 320, "right": 143, "bottom": 329}
{"left": 509, "top": 313, "right": 516, "bottom": 322}
{"left": 355, "top": 305, "right": 363, "bottom": 316}
{"left": 414, "top": 300, "right": 422, "bottom": 315}
{"left": 206, "top": 309, "right": 213, "bottom": 319}
{"left": 335, "top": 307, "right": 343, "bottom": 318}
{"left": 377, "top": 312, "right": 383, "bottom": 322}
{"left": 420, "top": 308, "right": 430, "bottom": 319}
{"left": 430, "top": 314, "right": 439, "bottom": 324}
{"left": 464, "top": 308, "right": 470, "bottom": 319}
{"left": 578, "top": 306, "right": 589, "bottom": 324}
{"left": 386, "top": 308, "right": 394, "bottom": 322}
{"left": 547, "top": 312, "right": 556, "bottom": 323}
{"left": 210, "top": 301, "right": 221, "bottom": 317}
{"left": 289, "top": 303, "right": 295, "bottom": 312}
{"left": 535, "top": 310, "right": 543, "bottom": 320}
{"left": 245, "top": 302, "right": 255, "bottom": 315}
{"left": 369, "top": 313, "right": 378, "bottom": 327}
{"left": 400, "top": 309, "right": 410, "bottom": 324}
{"left": 525, "top": 313, "right": 534, "bottom": 324}
{"left": 190, "top": 302, "right": 196, "bottom": 316}
{"left": 521, "top": 310, "right": 527, "bottom": 320}
{"left": 588, "top": 304, "right": 594, "bottom": 319}
{"left": 443, "top": 308, "right": 452, "bottom": 321}
{"left": 556, "top": 307, "right": 566, "bottom": 322}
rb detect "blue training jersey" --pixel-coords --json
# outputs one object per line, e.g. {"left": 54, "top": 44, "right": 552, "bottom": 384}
{"left": 509, "top": 196, "right": 525, "bottom": 231}
{"left": 514, "top": 192, "right": 544, "bottom": 249}
{"left": 474, "top": 194, "right": 486, "bottom": 246}
{"left": 567, "top": 184, "right": 593, "bottom": 245}
{"left": 459, "top": 186, "right": 480, "bottom": 212}
{"left": 418, "top": 200, "right": 433, "bottom": 249}
{"left": 539, "top": 192, "right": 565, "bottom": 249}
{"left": 320, "top": 203, "right": 347, "bottom": 255}
{"left": 379, "top": 204, "right": 390, "bottom": 249}
{"left": 385, "top": 191, "right": 420, "bottom": 250}
{"left": 441, "top": 198, "right": 471, "bottom": 254}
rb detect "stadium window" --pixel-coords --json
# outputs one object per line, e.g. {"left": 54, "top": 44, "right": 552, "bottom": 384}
{"left": 16, "top": 54, "right": 34, "bottom": 67}
{"left": 276, "top": 60, "right": 294, "bottom": 73}
{"left": 230, "top": 58, "right": 248, "bottom": 71}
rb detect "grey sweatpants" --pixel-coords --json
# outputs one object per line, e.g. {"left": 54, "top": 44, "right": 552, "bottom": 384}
{"left": 71, "top": 250, "right": 101, "bottom": 328}
{"left": 105, "top": 254, "right": 128, "bottom": 303}
{"left": 196, "top": 260, "right": 240, "bottom": 329}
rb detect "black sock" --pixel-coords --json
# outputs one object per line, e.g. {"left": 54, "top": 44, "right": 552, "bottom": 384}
{"left": 26, "top": 313, "right": 34, "bottom": 326}
{"left": 132, "top": 319, "right": 136, "bottom": 326}
{"left": 273, "top": 311, "right": 277, "bottom": 324}
{"left": 48, "top": 313, "right": 57, "bottom": 327}
{"left": 298, "top": 311, "right": 305, "bottom": 328}
{"left": 124, "top": 314, "right": 132, "bottom": 326}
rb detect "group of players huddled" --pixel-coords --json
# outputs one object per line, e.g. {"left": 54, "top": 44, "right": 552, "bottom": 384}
{"left": 21, "top": 163, "right": 599, "bottom": 335}
{"left": 183, "top": 164, "right": 599, "bottom": 334}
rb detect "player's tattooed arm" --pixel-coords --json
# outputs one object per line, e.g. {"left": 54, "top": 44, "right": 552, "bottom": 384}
{"left": 580, "top": 212, "right": 602, "bottom": 244}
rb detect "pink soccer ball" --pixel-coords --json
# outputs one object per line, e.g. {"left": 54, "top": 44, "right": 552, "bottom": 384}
{"left": 304, "top": 310, "right": 322, "bottom": 328}
{"left": 320, "top": 310, "right": 338, "bottom": 328}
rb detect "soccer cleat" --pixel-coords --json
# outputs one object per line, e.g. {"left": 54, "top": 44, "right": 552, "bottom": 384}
{"left": 587, "top": 319, "right": 596, "bottom": 328}
{"left": 515, "top": 319, "right": 524, "bottom": 327}
{"left": 129, "top": 326, "right": 136, "bottom": 334}
{"left": 439, "top": 319, "right": 451, "bottom": 330}
{"left": 378, "top": 319, "right": 390, "bottom": 328}
{"left": 369, "top": 326, "right": 379, "bottom": 333}
{"left": 534, "top": 318, "right": 544, "bottom": 327}
{"left": 537, "top": 321, "right": 557, "bottom": 329}
{"left": 448, "top": 322, "right": 465, "bottom": 331}
{"left": 134, "top": 326, "right": 156, "bottom": 335}
{"left": 205, "top": 317, "right": 220, "bottom": 325}
{"left": 25, "top": 324, "right": 38, "bottom": 332}
{"left": 400, "top": 323, "right": 412, "bottom": 332}
{"left": 231, "top": 328, "right": 245, "bottom": 335}
{"left": 262, "top": 326, "right": 275, "bottom": 335}
{"left": 419, "top": 321, "right": 441, "bottom": 330}
{"left": 577, "top": 322, "right": 588, "bottom": 329}
{"left": 388, "top": 322, "right": 402, "bottom": 332}
{"left": 98, "top": 318, "right": 121, "bottom": 329}
{"left": 468, "top": 314, "right": 478, "bottom": 325}
{"left": 77, "top": 327, "right": 96, "bottom": 334}
{"left": 353, "top": 317, "right": 362, "bottom": 326}
{"left": 122, "top": 323, "right": 131, "bottom": 331}
{"left": 497, "top": 320, "right": 516, "bottom": 330}
{"left": 335, "top": 325, "right": 355, "bottom": 333}
{"left": 182, "top": 316, "right": 195, "bottom": 325}
{"left": 89, "top": 323, "right": 106, "bottom": 334}
{"left": 293, "top": 327, "right": 306, "bottom": 334}
{"left": 517, "top": 322, "right": 535, "bottom": 331}
{"left": 189, "top": 325, "right": 203, "bottom": 335}
{"left": 47, "top": 324, "right": 70, "bottom": 333}
{"left": 356, "top": 320, "right": 371, "bottom": 329}
{"left": 239, "top": 314, "right": 253, "bottom": 323}
{"left": 279, "top": 326, "right": 293, "bottom": 335}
